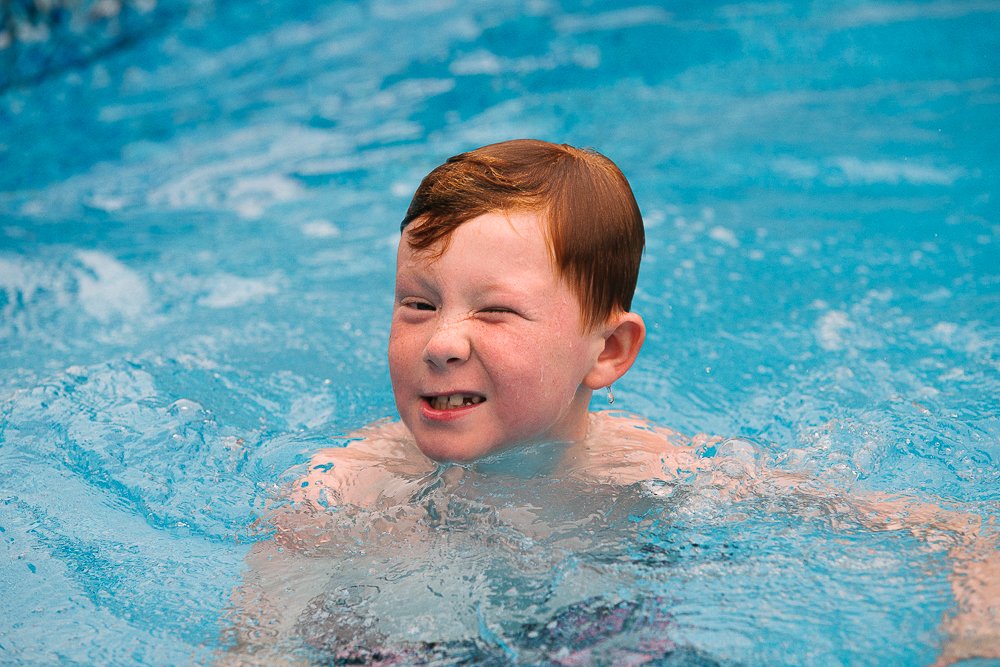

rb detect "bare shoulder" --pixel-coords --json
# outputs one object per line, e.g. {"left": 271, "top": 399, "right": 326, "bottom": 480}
{"left": 304, "top": 419, "right": 417, "bottom": 470}
{"left": 566, "top": 411, "right": 711, "bottom": 485}
{"left": 293, "top": 419, "right": 437, "bottom": 509}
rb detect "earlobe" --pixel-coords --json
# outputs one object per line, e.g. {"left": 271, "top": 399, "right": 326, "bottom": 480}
{"left": 583, "top": 312, "right": 646, "bottom": 391}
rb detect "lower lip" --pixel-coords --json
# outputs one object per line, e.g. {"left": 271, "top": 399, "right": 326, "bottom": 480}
{"left": 419, "top": 399, "right": 484, "bottom": 422}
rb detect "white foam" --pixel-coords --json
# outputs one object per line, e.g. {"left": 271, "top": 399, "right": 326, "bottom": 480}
{"left": 142, "top": 125, "right": 342, "bottom": 219}
{"left": 829, "top": 156, "right": 963, "bottom": 186}
{"left": 772, "top": 156, "right": 820, "bottom": 180}
{"left": 449, "top": 50, "right": 503, "bottom": 76}
{"left": 816, "top": 310, "right": 851, "bottom": 351}
{"left": 198, "top": 273, "right": 281, "bottom": 308}
{"left": 831, "top": 1, "right": 1000, "bottom": 28}
{"left": 19, "top": 200, "right": 45, "bottom": 216}
{"left": 370, "top": 78, "right": 456, "bottom": 108}
{"left": 75, "top": 250, "right": 150, "bottom": 321}
{"left": 84, "top": 194, "right": 130, "bottom": 212}
{"left": 930, "top": 322, "right": 959, "bottom": 343}
{"left": 228, "top": 174, "right": 303, "bottom": 219}
{"left": 301, "top": 220, "right": 342, "bottom": 239}
{"left": 370, "top": 0, "right": 455, "bottom": 19}
{"left": 708, "top": 226, "right": 739, "bottom": 248}
{"left": 921, "top": 287, "right": 952, "bottom": 302}
{"left": 449, "top": 46, "right": 596, "bottom": 77}
{"left": 353, "top": 121, "right": 424, "bottom": 143}
{"left": 644, "top": 209, "right": 666, "bottom": 228}
{"left": 391, "top": 181, "right": 416, "bottom": 198}
{"left": 555, "top": 6, "right": 672, "bottom": 32}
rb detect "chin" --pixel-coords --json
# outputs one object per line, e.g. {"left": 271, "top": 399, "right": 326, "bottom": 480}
{"left": 413, "top": 434, "right": 499, "bottom": 464}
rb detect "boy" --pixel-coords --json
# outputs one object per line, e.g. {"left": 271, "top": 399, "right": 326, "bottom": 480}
{"left": 233, "top": 140, "right": 997, "bottom": 664}
{"left": 293, "top": 139, "right": 706, "bottom": 509}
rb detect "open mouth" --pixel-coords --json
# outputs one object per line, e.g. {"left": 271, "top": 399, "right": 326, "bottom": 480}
{"left": 423, "top": 393, "right": 486, "bottom": 411}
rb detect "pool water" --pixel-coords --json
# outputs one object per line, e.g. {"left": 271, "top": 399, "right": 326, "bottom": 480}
{"left": 1, "top": 0, "right": 997, "bottom": 664}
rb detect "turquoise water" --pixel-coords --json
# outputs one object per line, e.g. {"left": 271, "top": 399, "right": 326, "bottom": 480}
{"left": 1, "top": 1, "right": 998, "bottom": 664}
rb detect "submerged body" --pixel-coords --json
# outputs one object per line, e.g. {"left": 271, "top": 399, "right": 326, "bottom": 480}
{"left": 226, "top": 413, "right": 714, "bottom": 664}
{"left": 226, "top": 415, "right": 999, "bottom": 666}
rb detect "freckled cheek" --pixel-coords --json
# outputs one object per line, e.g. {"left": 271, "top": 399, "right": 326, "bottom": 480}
{"left": 486, "top": 353, "right": 562, "bottom": 403}
{"left": 387, "top": 325, "right": 423, "bottom": 381}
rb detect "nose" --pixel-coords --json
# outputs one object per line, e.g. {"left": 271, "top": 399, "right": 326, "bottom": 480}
{"left": 423, "top": 318, "right": 471, "bottom": 369}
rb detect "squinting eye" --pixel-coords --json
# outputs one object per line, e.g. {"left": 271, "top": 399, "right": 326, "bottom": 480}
{"left": 480, "top": 306, "right": 515, "bottom": 315}
{"left": 402, "top": 300, "right": 435, "bottom": 311}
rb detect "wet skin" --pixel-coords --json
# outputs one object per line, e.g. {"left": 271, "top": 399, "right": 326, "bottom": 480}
{"left": 388, "top": 211, "right": 612, "bottom": 462}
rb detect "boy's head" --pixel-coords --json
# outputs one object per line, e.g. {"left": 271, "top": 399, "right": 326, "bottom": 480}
{"left": 400, "top": 139, "right": 644, "bottom": 330}
{"left": 390, "top": 139, "right": 647, "bottom": 463}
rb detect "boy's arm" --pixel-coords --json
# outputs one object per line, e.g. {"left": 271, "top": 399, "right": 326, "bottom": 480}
{"left": 756, "top": 472, "right": 999, "bottom": 665}
{"left": 609, "top": 424, "right": 997, "bottom": 664}
{"left": 220, "top": 461, "right": 361, "bottom": 662}
{"left": 222, "top": 421, "right": 435, "bottom": 660}
{"left": 849, "top": 492, "right": 999, "bottom": 666}
{"left": 294, "top": 420, "right": 436, "bottom": 509}
{"left": 936, "top": 524, "right": 1000, "bottom": 665}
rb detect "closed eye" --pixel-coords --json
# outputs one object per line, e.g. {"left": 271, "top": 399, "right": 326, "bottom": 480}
{"left": 478, "top": 306, "right": 522, "bottom": 321}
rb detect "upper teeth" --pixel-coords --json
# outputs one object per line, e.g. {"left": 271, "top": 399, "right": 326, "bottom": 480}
{"left": 430, "top": 394, "right": 484, "bottom": 410}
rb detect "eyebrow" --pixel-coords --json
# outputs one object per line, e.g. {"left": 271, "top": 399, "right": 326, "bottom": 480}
{"left": 395, "top": 269, "right": 542, "bottom": 305}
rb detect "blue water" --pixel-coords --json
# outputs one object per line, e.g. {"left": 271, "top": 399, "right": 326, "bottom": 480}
{"left": 1, "top": 0, "right": 998, "bottom": 664}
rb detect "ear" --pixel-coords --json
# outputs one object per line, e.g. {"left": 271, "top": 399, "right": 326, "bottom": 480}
{"left": 583, "top": 312, "right": 646, "bottom": 390}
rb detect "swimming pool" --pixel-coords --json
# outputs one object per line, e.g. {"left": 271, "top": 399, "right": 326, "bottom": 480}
{"left": 1, "top": 0, "right": 997, "bottom": 664}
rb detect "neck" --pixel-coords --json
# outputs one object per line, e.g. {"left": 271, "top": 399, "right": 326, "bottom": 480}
{"left": 465, "top": 438, "right": 571, "bottom": 478}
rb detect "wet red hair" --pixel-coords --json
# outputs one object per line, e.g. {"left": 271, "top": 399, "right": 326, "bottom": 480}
{"left": 401, "top": 139, "right": 645, "bottom": 330}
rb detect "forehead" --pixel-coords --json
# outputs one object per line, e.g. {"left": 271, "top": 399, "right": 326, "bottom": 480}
{"left": 398, "top": 211, "right": 557, "bottom": 277}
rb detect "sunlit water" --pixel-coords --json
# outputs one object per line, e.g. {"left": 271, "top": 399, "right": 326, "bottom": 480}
{"left": 1, "top": 0, "right": 997, "bottom": 665}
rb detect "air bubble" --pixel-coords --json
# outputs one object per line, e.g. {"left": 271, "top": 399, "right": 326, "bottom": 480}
{"left": 168, "top": 398, "right": 205, "bottom": 423}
